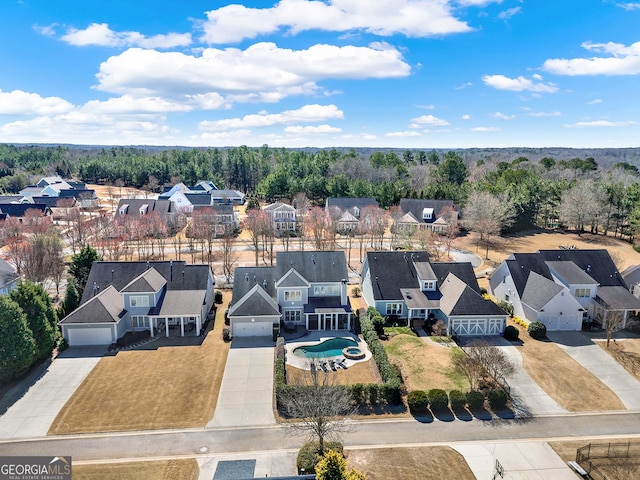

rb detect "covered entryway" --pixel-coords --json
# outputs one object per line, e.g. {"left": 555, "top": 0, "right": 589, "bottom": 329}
{"left": 67, "top": 326, "right": 113, "bottom": 346}
{"left": 233, "top": 321, "right": 273, "bottom": 337}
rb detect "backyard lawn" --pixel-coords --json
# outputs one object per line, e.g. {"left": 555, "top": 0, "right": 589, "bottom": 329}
{"left": 346, "top": 446, "right": 475, "bottom": 480}
{"left": 48, "top": 291, "right": 231, "bottom": 434}
{"left": 73, "top": 459, "right": 199, "bottom": 480}
{"left": 383, "top": 333, "right": 469, "bottom": 392}
{"left": 286, "top": 358, "right": 379, "bottom": 386}
{"left": 513, "top": 324, "right": 625, "bottom": 411}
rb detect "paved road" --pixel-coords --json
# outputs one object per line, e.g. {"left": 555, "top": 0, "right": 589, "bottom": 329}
{"left": 2, "top": 412, "right": 640, "bottom": 461}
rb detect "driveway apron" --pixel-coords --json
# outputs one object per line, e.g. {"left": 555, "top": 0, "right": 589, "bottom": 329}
{"left": 208, "top": 337, "right": 275, "bottom": 427}
{"left": 548, "top": 331, "right": 640, "bottom": 410}
{"left": 0, "top": 346, "right": 105, "bottom": 439}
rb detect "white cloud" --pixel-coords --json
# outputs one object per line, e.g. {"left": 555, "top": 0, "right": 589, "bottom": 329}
{"left": 0, "top": 89, "right": 74, "bottom": 115}
{"left": 456, "top": 0, "right": 504, "bottom": 6}
{"left": 470, "top": 126, "right": 502, "bottom": 132}
{"left": 543, "top": 41, "right": 640, "bottom": 76}
{"left": 95, "top": 43, "right": 410, "bottom": 107}
{"left": 201, "top": 0, "right": 472, "bottom": 44}
{"left": 199, "top": 104, "right": 343, "bottom": 131}
{"left": 461, "top": 114, "right": 471, "bottom": 120}
{"left": 587, "top": 99, "right": 602, "bottom": 105}
{"left": 285, "top": 124, "right": 342, "bottom": 134}
{"left": 482, "top": 74, "right": 558, "bottom": 93}
{"left": 454, "top": 82, "right": 473, "bottom": 90}
{"left": 409, "top": 114, "right": 449, "bottom": 127}
{"left": 491, "top": 112, "right": 515, "bottom": 120}
{"left": 527, "top": 111, "right": 562, "bottom": 117}
{"left": 385, "top": 130, "right": 422, "bottom": 137}
{"left": 498, "top": 7, "right": 521, "bottom": 20}
{"left": 34, "top": 24, "right": 57, "bottom": 36}
{"left": 618, "top": 3, "right": 640, "bottom": 11}
{"left": 82, "top": 95, "right": 193, "bottom": 114}
{"left": 564, "top": 120, "right": 636, "bottom": 128}
{"left": 60, "top": 23, "right": 191, "bottom": 49}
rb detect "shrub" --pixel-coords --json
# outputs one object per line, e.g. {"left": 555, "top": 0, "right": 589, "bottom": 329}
{"left": 498, "top": 300, "right": 514, "bottom": 317}
{"left": 466, "top": 390, "right": 485, "bottom": 410}
{"left": 503, "top": 325, "right": 519, "bottom": 341}
{"left": 449, "top": 390, "right": 466, "bottom": 410}
{"left": 222, "top": 328, "right": 231, "bottom": 342}
{"left": 57, "top": 337, "right": 69, "bottom": 352}
{"left": 351, "top": 286, "right": 361, "bottom": 297}
{"left": 427, "top": 388, "right": 449, "bottom": 410}
{"left": 214, "top": 290, "right": 223, "bottom": 304}
{"left": 528, "top": 321, "right": 547, "bottom": 339}
{"left": 487, "top": 389, "right": 508, "bottom": 410}
{"left": 380, "top": 381, "right": 403, "bottom": 405}
{"left": 274, "top": 357, "right": 286, "bottom": 388}
{"left": 372, "top": 316, "right": 385, "bottom": 336}
{"left": 407, "top": 390, "right": 428, "bottom": 413}
{"left": 350, "top": 383, "right": 365, "bottom": 404}
{"left": 480, "top": 287, "right": 488, "bottom": 295}
{"left": 367, "top": 384, "right": 379, "bottom": 404}
{"left": 297, "top": 441, "right": 343, "bottom": 474}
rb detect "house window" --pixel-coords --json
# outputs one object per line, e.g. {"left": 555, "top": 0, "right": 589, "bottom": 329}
{"left": 422, "top": 208, "right": 434, "bottom": 220}
{"left": 119, "top": 204, "right": 129, "bottom": 215}
{"left": 133, "top": 316, "right": 149, "bottom": 328}
{"left": 284, "top": 310, "right": 302, "bottom": 323}
{"left": 139, "top": 204, "right": 149, "bottom": 215}
{"left": 314, "top": 285, "right": 340, "bottom": 296}
{"left": 386, "top": 303, "right": 402, "bottom": 315}
{"left": 575, "top": 288, "right": 590, "bottom": 298}
{"left": 130, "top": 295, "right": 149, "bottom": 308}
{"left": 504, "top": 294, "right": 509, "bottom": 302}
{"left": 422, "top": 280, "right": 435, "bottom": 291}
{"left": 353, "top": 207, "right": 360, "bottom": 218}
{"left": 284, "top": 290, "right": 301, "bottom": 302}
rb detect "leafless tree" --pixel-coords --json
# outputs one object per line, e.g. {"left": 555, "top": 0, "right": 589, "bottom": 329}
{"left": 604, "top": 310, "right": 627, "bottom": 349}
{"left": 293, "top": 192, "right": 310, "bottom": 251}
{"left": 560, "top": 179, "right": 606, "bottom": 234}
{"left": 220, "top": 226, "right": 237, "bottom": 285}
{"left": 464, "top": 190, "right": 516, "bottom": 259}
{"left": 278, "top": 363, "right": 356, "bottom": 455}
{"left": 452, "top": 339, "right": 515, "bottom": 390}
{"left": 245, "top": 209, "right": 270, "bottom": 266}
{"left": 306, "top": 206, "right": 328, "bottom": 250}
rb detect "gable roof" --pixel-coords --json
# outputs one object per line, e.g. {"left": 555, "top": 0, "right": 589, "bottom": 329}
{"left": 228, "top": 283, "right": 281, "bottom": 317}
{"left": 276, "top": 268, "right": 310, "bottom": 288}
{"left": 439, "top": 273, "right": 506, "bottom": 316}
{"left": 263, "top": 202, "right": 295, "bottom": 212}
{"left": 232, "top": 267, "right": 277, "bottom": 303}
{"left": 81, "top": 261, "right": 212, "bottom": 305}
{"left": 546, "top": 261, "right": 597, "bottom": 285}
{"left": 60, "top": 286, "right": 125, "bottom": 324}
{"left": 325, "top": 197, "right": 379, "bottom": 213}
{"left": 622, "top": 265, "right": 640, "bottom": 286}
{"left": 364, "top": 251, "right": 430, "bottom": 301}
{"left": 121, "top": 267, "right": 167, "bottom": 293}
{"left": 596, "top": 286, "right": 640, "bottom": 310}
{"left": 520, "top": 271, "right": 565, "bottom": 311}
{"left": 504, "top": 253, "right": 555, "bottom": 297}
{"left": 538, "top": 249, "right": 626, "bottom": 287}
{"left": 0, "top": 203, "right": 50, "bottom": 217}
{"left": 399, "top": 199, "right": 455, "bottom": 224}
{"left": 184, "top": 192, "right": 212, "bottom": 206}
{"left": 276, "top": 251, "right": 348, "bottom": 284}
{"left": 116, "top": 199, "right": 174, "bottom": 218}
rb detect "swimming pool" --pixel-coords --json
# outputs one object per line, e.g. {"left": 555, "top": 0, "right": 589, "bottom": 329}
{"left": 293, "top": 338, "right": 358, "bottom": 358}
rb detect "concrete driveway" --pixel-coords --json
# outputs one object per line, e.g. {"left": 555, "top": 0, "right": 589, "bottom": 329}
{"left": 548, "top": 331, "right": 640, "bottom": 410}
{"left": 208, "top": 337, "right": 275, "bottom": 428}
{"left": 0, "top": 346, "right": 105, "bottom": 439}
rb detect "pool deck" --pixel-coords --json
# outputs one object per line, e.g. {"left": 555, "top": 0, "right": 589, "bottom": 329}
{"left": 285, "top": 330, "right": 372, "bottom": 370}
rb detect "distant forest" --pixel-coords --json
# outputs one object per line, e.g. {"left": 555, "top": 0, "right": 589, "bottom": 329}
{"left": 1, "top": 143, "right": 640, "bottom": 239}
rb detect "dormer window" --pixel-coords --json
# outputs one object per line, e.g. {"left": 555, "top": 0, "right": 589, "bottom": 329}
{"left": 353, "top": 206, "right": 360, "bottom": 218}
{"left": 422, "top": 208, "right": 434, "bottom": 220}
{"left": 139, "top": 204, "right": 149, "bottom": 215}
{"left": 422, "top": 280, "right": 435, "bottom": 291}
{"left": 119, "top": 204, "right": 129, "bottom": 215}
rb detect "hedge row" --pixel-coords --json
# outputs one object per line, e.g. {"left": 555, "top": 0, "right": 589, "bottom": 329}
{"left": 360, "top": 313, "right": 403, "bottom": 387}
{"left": 406, "top": 388, "right": 509, "bottom": 413}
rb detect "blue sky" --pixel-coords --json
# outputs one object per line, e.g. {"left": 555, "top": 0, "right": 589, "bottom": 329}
{"left": 1, "top": 0, "right": 639, "bottom": 148}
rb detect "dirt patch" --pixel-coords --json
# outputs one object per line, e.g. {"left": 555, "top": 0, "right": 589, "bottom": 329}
{"left": 346, "top": 446, "right": 475, "bottom": 480}
{"left": 286, "top": 358, "right": 379, "bottom": 386}
{"left": 384, "top": 334, "right": 469, "bottom": 392}
{"left": 513, "top": 323, "right": 625, "bottom": 411}
{"left": 48, "top": 291, "right": 231, "bottom": 434}
{"left": 596, "top": 339, "right": 640, "bottom": 382}
{"left": 73, "top": 459, "right": 199, "bottom": 480}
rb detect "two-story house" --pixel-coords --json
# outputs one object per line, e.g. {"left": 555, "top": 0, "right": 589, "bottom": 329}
{"left": 489, "top": 249, "right": 640, "bottom": 331}
{"left": 361, "top": 251, "right": 507, "bottom": 336}
{"left": 59, "top": 260, "right": 215, "bottom": 346}
{"left": 325, "top": 197, "right": 379, "bottom": 233}
{"left": 263, "top": 202, "right": 296, "bottom": 234}
{"left": 19, "top": 176, "right": 99, "bottom": 209}
{"left": 397, "top": 199, "right": 458, "bottom": 234}
{"left": 228, "top": 251, "right": 353, "bottom": 337}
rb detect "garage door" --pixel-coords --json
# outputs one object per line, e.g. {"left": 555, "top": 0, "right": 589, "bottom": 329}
{"left": 541, "top": 315, "right": 581, "bottom": 331}
{"left": 67, "top": 327, "right": 113, "bottom": 346}
{"left": 450, "top": 319, "right": 487, "bottom": 336}
{"left": 233, "top": 321, "right": 273, "bottom": 337}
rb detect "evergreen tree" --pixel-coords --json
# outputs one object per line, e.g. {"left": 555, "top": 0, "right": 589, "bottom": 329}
{"left": 69, "top": 245, "right": 102, "bottom": 292}
{"left": 10, "top": 281, "right": 57, "bottom": 361}
{"left": 0, "top": 296, "right": 36, "bottom": 383}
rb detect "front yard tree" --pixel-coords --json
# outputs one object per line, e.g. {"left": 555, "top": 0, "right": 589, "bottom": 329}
{"left": 279, "top": 365, "right": 356, "bottom": 455}
{"left": 604, "top": 310, "right": 627, "bottom": 348}
{"left": 452, "top": 340, "right": 515, "bottom": 390}
{"left": 69, "top": 245, "right": 102, "bottom": 292}
{"left": 0, "top": 296, "right": 36, "bottom": 383}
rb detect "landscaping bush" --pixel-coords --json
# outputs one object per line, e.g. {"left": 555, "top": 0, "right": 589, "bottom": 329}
{"left": 527, "top": 321, "right": 547, "bottom": 339}
{"left": 466, "top": 390, "right": 485, "bottom": 410}
{"left": 274, "top": 357, "right": 286, "bottom": 389}
{"left": 487, "top": 389, "right": 508, "bottom": 410}
{"left": 350, "top": 383, "right": 365, "bottom": 404}
{"left": 222, "top": 328, "right": 231, "bottom": 342}
{"left": 427, "top": 389, "right": 449, "bottom": 411}
{"left": 214, "top": 290, "right": 223, "bottom": 304}
{"left": 224, "top": 308, "right": 229, "bottom": 325}
{"left": 380, "top": 381, "right": 403, "bottom": 405}
{"left": 480, "top": 287, "right": 488, "bottom": 295}
{"left": 503, "top": 325, "right": 519, "bottom": 341}
{"left": 449, "top": 390, "right": 467, "bottom": 410}
{"left": 367, "top": 383, "right": 379, "bottom": 404}
{"left": 372, "top": 316, "right": 385, "bottom": 336}
{"left": 351, "top": 286, "right": 361, "bottom": 297}
{"left": 498, "top": 300, "right": 514, "bottom": 317}
{"left": 297, "top": 441, "right": 343, "bottom": 474}
{"left": 407, "top": 390, "right": 429, "bottom": 413}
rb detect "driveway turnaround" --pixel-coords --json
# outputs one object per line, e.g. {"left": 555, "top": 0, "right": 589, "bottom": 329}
{"left": 0, "top": 346, "right": 105, "bottom": 439}
{"left": 494, "top": 338, "right": 567, "bottom": 416}
{"left": 452, "top": 441, "right": 576, "bottom": 479}
{"left": 208, "top": 337, "right": 275, "bottom": 428}
{"left": 548, "top": 331, "right": 640, "bottom": 410}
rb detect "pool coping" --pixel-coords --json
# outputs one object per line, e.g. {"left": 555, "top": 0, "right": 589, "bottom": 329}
{"left": 284, "top": 330, "right": 372, "bottom": 370}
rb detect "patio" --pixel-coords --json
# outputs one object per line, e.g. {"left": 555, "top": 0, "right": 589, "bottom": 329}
{"left": 284, "top": 330, "right": 372, "bottom": 370}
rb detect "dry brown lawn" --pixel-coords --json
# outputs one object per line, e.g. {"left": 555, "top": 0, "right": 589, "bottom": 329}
{"left": 73, "top": 459, "right": 199, "bottom": 480}
{"left": 513, "top": 323, "right": 625, "bottom": 411}
{"left": 384, "top": 334, "right": 469, "bottom": 392}
{"left": 48, "top": 291, "right": 231, "bottom": 434}
{"left": 550, "top": 438, "right": 640, "bottom": 479}
{"left": 596, "top": 339, "right": 640, "bottom": 383}
{"left": 286, "top": 358, "right": 379, "bottom": 386}
{"left": 346, "top": 446, "right": 475, "bottom": 480}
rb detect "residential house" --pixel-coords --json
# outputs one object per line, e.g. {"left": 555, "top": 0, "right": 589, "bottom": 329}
{"left": 59, "top": 260, "right": 215, "bottom": 346}
{"left": 622, "top": 265, "right": 640, "bottom": 299}
{"left": 19, "top": 176, "right": 99, "bottom": 209}
{"left": 116, "top": 198, "right": 177, "bottom": 226}
{"left": 228, "top": 251, "right": 353, "bottom": 337}
{"left": 159, "top": 181, "right": 245, "bottom": 210}
{"left": 0, "top": 258, "right": 19, "bottom": 295}
{"left": 361, "top": 251, "right": 507, "bottom": 336}
{"left": 192, "top": 205, "right": 239, "bottom": 236}
{"left": 263, "top": 202, "right": 296, "bottom": 234}
{"left": 325, "top": 197, "right": 379, "bottom": 233}
{"left": 489, "top": 249, "right": 640, "bottom": 331}
{"left": 397, "top": 199, "right": 458, "bottom": 234}
{"left": 0, "top": 203, "right": 52, "bottom": 221}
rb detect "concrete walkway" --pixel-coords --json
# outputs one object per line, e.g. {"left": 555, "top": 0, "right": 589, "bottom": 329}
{"left": 208, "top": 337, "right": 276, "bottom": 428}
{"left": 452, "top": 441, "right": 576, "bottom": 479}
{"left": 0, "top": 346, "right": 105, "bottom": 439}
{"left": 548, "top": 331, "right": 640, "bottom": 410}
{"left": 494, "top": 338, "right": 567, "bottom": 416}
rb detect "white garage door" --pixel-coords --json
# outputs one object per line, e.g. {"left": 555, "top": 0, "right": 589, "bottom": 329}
{"left": 67, "top": 327, "right": 113, "bottom": 346}
{"left": 450, "top": 318, "right": 487, "bottom": 336}
{"left": 541, "top": 315, "right": 581, "bottom": 331}
{"left": 233, "top": 321, "right": 273, "bottom": 337}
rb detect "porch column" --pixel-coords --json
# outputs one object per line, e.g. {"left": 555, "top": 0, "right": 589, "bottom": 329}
{"left": 623, "top": 310, "right": 629, "bottom": 329}
{"left": 149, "top": 318, "right": 154, "bottom": 338}
{"left": 165, "top": 319, "right": 169, "bottom": 338}
{"left": 180, "top": 317, "right": 185, "bottom": 337}
{"left": 347, "top": 313, "right": 351, "bottom": 331}
{"left": 305, "top": 313, "right": 309, "bottom": 330}
{"left": 196, "top": 316, "right": 201, "bottom": 336}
